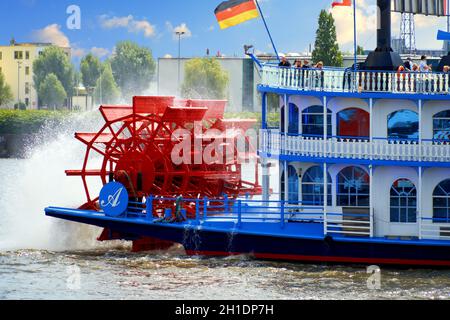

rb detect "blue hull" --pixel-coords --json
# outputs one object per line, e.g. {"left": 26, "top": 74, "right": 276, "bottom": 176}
{"left": 45, "top": 207, "right": 450, "bottom": 267}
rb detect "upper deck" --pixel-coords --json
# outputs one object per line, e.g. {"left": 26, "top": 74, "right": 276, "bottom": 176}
{"left": 259, "top": 64, "right": 450, "bottom": 99}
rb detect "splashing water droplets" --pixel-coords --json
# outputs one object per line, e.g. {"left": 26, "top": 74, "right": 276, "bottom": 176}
{"left": 0, "top": 112, "right": 106, "bottom": 251}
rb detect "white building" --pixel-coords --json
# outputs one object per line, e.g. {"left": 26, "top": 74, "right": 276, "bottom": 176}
{"left": 158, "top": 56, "right": 260, "bottom": 112}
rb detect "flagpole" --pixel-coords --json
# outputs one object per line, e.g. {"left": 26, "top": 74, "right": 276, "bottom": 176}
{"left": 254, "top": 0, "right": 281, "bottom": 62}
{"left": 353, "top": 0, "right": 357, "bottom": 71}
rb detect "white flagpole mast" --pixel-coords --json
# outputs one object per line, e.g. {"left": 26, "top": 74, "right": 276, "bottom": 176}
{"left": 353, "top": 0, "right": 357, "bottom": 71}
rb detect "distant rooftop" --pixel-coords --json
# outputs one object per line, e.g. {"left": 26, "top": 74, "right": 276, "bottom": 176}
{"left": 0, "top": 39, "right": 69, "bottom": 49}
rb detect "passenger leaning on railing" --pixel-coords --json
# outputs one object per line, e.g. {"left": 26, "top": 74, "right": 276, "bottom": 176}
{"left": 301, "top": 60, "right": 311, "bottom": 88}
{"left": 396, "top": 65, "right": 407, "bottom": 92}
{"left": 314, "top": 61, "right": 325, "bottom": 90}
{"left": 278, "top": 56, "right": 291, "bottom": 87}
{"left": 278, "top": 56, "right": 291, "bottom": 67}
{"left": 292, "top": 60, "right": 302, "bottom": 88}
{"left": 443, "top": 66, "right": 450, "bottom": 94}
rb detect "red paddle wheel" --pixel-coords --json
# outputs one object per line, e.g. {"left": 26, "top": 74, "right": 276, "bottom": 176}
{"left": 66, "top": 96, "right": 261, "bottom": 251}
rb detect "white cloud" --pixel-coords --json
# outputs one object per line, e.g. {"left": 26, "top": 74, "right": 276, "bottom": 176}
{"left": 100, "top": 15, "right": 156, "bottom": 38}
{"left": 31, "top": 24, "right": 70, "bottom": 47}
{"left": 166, "top": 22, "right": 192, "bottom": 40}
{"left": 332, "top": 0, "right": 378, "bottom": 51}
{"left": 71, "top": 47, "right": 85, "bottom": 58}
{"left": 332, "top": 1, "right": 447, "bottom": 52}
{"left": 90, "top": 47, "right": 110, "bottom": 58}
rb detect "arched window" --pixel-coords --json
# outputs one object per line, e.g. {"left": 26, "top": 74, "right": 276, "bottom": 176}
{"left": 302, "top": 106, "right": 332, "bottom": 137}
{"left": 337, "top": 108, "right": 370, "bottom": 138}
{"left": 433, "top": 179, "right": 450, "bottom": 222}
{"left": 433, "top": 110, "right": 450, "bottom": 141}
{"left": 281, "top": 103, "right": 299, "bottom": 134}
{"left": 390, "top": 179, "right": 417, "bottom": 223}
{"left": 387, "top": 110, "right": 419, "bottom": 140}
{"left": 337, "top": 166, "right": 370, "bottom": 207}
{"left": 302, "top": 166, "right": 332, "bottom": 206}
{"left": 281, "top": 165, "right": 299, "bottom": 203}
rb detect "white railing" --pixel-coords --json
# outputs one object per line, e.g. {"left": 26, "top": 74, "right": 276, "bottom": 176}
{"left": 260, "top": 130, "right": 450, "bottom": 163}
{"left": 421, "top": 218, "right": 450, "bottom": 240}
{"left": 261, "top": 64, "right": 450, "bottom": 95}
{"left": 325, "top": 213, "right": 372, "bottom": 237}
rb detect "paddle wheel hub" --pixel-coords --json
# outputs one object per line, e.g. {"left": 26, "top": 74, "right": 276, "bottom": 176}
{"left": 67, "top": 96, "right": 261, "bottom": 250}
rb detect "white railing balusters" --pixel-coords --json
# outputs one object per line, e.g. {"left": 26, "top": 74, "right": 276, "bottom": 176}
{"left": 261, "top": 130, "right": 450, "bottom": 163}
{"left": 261, "top": 64, "right": 450, "bottom": 95}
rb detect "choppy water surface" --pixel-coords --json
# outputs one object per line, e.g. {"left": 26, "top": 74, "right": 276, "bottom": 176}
{"left": 1, "top": 151, "right": 450, "bottom": 299}
{"left": 2, "top": 247, "right": 450, "bottom": 300}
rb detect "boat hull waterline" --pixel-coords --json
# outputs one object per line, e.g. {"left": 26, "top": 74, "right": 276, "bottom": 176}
{"left": 45, "top": 207, "right": 450, "bottom": 267}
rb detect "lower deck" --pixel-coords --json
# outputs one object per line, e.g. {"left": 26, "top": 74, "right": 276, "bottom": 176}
{"left": 45, "top": 204, "right": 450, "bottom": 267}
{"left": 263, "top": 160, "right": 450, "bottom": 241}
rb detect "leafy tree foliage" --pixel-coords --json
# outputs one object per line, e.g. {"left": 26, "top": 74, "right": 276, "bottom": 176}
{"left": 110, "top": 41, "right": 156, "bottom": 102}
{"left": 0, "top": 71, "right": 13, "bottom": 106}
{"left": 38, "top": 73, "right": 67, "bottom": 109}
{"left": 182, "top": 58, "right": 229, "bottom": 99}
{"left": 94, "top": 63, "right": 120, "bottom": 105}
{"left": 312, "top": 10, "right": 343, "bottom": 67}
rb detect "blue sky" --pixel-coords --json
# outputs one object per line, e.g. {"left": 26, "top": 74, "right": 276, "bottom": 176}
{"left": 0, "top": 0, "right": 448, "bottom": 66}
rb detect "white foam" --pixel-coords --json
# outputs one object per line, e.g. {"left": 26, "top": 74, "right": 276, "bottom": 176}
{"left": 0, "top": 113, "right": 106, "bottom": 251}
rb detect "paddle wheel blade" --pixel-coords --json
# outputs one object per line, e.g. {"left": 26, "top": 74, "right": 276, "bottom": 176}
{"left": 66, "top": 95, "right": 262, "bottom": 251}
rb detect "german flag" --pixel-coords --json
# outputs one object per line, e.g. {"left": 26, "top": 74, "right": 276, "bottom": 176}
{"left": 215, "top": 0, "right": 260, "bottom": 30}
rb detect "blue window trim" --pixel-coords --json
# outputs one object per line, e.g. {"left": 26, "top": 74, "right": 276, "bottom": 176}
{"left": 387, "top": 110, "right": 419, "bottom": 140}
{"left": 433, "top": 179, "right": 450, "bottom": 223}
{"left": 390, "top": 179, "right": 417, "bottom": 223}
{"left": 302, "top": 105, "right": 332, "bottom": 138}
{"left": 302, "top": 166, "right": 332, "bottom": 206}
{"left": 433, "top": 110, "right": 450, "bottom": 142}
{"left": 336, "top": 166, "right": 370, "bottom": 207}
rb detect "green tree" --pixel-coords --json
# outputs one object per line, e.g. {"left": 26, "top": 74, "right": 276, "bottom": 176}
{"left": 80, "top": 53, "right": 102, "bottom": 90}
{"left": 357, "top": 45, "right": 365, "bottom": 55}
{"left": 94, "top": 63, "right": 120, "bottom": 105}
{"left": 80, "top": 53, "right": 102, "bottom": 109}
{"left": 110, "top": 41, "right": 156, "bottom": 101}
{"left": 0, "top": 71, "right": 13, "bottom": 106}
{"left": 182, "top": 58, "right": 229, "bottom": 99}
{"left": 312, "top": 10, "right": 343, "bottom": 67}
{"left": 33, "top": 46, "right": 75, "bottom": 100}
{"left": 39, "top": 73, "right": 67, "bottom": 109}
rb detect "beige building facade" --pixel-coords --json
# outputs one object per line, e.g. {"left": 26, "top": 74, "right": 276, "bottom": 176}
{"left": 0, "top": 40, "right": 70, "bottom": 109}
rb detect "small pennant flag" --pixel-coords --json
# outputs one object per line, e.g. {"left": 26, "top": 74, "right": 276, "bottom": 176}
{"left": 332, "top": 0, "right": 351, "bottom": 7}
{"left": 215, "top": 0, "right": 260, "bottom": 30}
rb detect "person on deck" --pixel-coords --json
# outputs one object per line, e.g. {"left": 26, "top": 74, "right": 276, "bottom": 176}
{"left": 404, "top": 58, "right": 413, "bottom": 71}
{"left": 301, "top": 60, "right": 311, "bottom": 88}
{"left": 278, "top": 56, "right": 291, "bottom": 67}
{"left": 419, "top": 56, "right": 428, "bottom": 72}
{"left": 314, "top": 61, "right": 325, "bottom": 90}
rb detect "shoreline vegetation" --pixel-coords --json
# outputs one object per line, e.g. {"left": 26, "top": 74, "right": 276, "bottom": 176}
{"left": 0, "top": 109, "right": 279, "bottom": 135}
{"left": 0, "top": 110, "right": 71, "bottom": 134}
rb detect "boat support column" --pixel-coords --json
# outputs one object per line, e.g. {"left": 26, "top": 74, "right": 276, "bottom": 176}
{"left": 418, "top": 166, "right": 423, "bottom": 240}
{"left": 323, "top": 162, "right": 328, "bottom": 236}
{"left": 262, "top": 92, "right": 270, "bottom": 203}
{"left": 418, "top": 99, "right": 423, "bottom": 239}
{"left": 369, "top": 98, "right": 373, "bottom": 143}
{"left": 369, "top": 165, "right": 374, "bottom": 237}
{"left": 323, "top": 96, "right": 328, "bottom": 236}
{"left": 284, "top": 94, "right": 289, "bottom": 203}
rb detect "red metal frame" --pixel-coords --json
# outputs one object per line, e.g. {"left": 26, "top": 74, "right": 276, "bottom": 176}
{"left": 67, "top": 96, "right": 262, "bottom": 247}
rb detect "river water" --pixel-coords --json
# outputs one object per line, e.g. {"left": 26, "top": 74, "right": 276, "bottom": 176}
{"left": 1, "top": 123, "right": 450, "bottom": 300}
